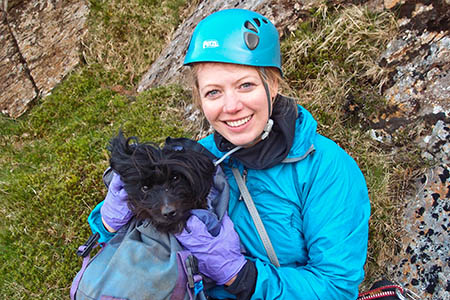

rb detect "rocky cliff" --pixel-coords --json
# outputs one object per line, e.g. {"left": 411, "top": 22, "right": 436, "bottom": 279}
{"left": 377, "top": 1, "right": 449, "bottom": 297}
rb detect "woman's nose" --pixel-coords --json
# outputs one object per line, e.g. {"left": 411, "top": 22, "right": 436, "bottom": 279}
{"left": 223, "top": 91, "right": 243, "bottom": 113}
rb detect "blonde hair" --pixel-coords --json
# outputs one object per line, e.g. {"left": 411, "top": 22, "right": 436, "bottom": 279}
{"left": 187, "top": 64, "right": 288, "bottom": 110}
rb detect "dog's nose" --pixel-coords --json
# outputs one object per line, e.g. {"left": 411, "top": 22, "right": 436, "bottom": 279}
{"left": 161, "top": 205, "right": 177, "bottom": 219}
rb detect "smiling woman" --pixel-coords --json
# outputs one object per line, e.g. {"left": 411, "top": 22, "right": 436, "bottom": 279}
{"left": 171, "top": 8, "right": 370, "bottom": 299}
{"left": 89, "top": 8, "right": 371, "bottom": 300}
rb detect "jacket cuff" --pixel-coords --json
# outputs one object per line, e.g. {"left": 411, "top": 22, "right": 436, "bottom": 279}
{"left": 88, "top": 201, "right": 116, "bottom": 243}
{"left": 225, "top": 260, "right": 257, "bottom": 300}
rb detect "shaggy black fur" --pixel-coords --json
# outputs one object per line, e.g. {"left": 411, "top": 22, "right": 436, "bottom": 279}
{"left": 108, "top": 131, "right": 216, "bottom": 234}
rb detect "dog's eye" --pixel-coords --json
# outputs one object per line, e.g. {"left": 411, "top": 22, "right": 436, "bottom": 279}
{"left": 141, "top": 185, "right": 149, "bottom": 193}
{"left": 172, "top": 175, "right": 178, "bottom": 181}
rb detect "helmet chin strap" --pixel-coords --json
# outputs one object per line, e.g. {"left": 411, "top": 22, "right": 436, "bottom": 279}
{"left": 260, "top": 68, "right": 274, "bottom": 141}
{"left": 214, "top": 69, "right": 274, "bottom": 166}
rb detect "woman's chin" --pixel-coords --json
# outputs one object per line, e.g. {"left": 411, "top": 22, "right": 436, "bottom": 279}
{"left": 222, "top": 133, "right": 261, "bottom": 148}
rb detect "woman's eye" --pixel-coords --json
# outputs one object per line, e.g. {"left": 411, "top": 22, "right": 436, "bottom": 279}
{"left": 205, "top": 90, "right": 222, "bottom": 99}
{"left": 205, "top": 89, "right": 220, "bottom": 98}
{"left": 240, "top": 82, "right": 255, "bottom": 89}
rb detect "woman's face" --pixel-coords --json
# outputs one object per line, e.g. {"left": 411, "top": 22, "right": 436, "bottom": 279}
{"left": 196, "top": 63, "right": 278, "bottom": 147}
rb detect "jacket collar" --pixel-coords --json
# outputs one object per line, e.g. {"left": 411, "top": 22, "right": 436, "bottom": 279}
{"left": 284, "top": 105, "right": 317, "bottom": 161}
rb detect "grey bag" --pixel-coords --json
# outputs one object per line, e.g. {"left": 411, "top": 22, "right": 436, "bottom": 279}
{"left": 70, "top": 217, "right": 203, "bottom": 300}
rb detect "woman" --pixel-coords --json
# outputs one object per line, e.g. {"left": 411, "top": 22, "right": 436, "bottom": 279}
{"left": 90, "top": 8, "right": 370, "bottom": 300}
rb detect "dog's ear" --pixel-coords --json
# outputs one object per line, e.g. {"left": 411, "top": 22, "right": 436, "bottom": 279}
{"left": 107, "top": 130, "right": 139, "bottom": 180}
{"left": 183, "top": 150, "right": 216, "bottom": 201}
{"left": 108, "top": 130, "right": 135, "bottom": 155}
{"left": 164, "top": 137, "right": 217, "bottom": 199}
{"left": 109, "top": 130, "right": 165, "bottom": 186}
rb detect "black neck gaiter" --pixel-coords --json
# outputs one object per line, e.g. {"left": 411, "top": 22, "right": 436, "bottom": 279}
{"left": 213, "top": 95, "right": 297, "bottom": 170}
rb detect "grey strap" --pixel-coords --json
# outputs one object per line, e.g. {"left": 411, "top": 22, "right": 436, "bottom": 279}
{"left": 281, "top": 144, "right": 315, "bottom": 163}
{"left": 232, "top": 168, "right": 280, "bottom": 267}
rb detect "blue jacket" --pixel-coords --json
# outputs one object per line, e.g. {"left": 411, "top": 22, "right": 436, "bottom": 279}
{"left": 199, "top": 105, "right": 370, "bottom": 300}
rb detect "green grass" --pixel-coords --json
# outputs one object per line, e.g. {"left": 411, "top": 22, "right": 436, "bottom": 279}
{"left": 0, "top": 1, "right": 424, "bottom": 298}
{"left": 0, "top": 66, "right": 190, "bottom": 298}
{"left": 84, "top": 0, "right": 189, "bottom": 87}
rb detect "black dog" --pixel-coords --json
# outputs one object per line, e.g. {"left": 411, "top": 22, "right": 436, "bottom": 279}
{"left": 108, "top": 131, "right": 216, "bottom": 234}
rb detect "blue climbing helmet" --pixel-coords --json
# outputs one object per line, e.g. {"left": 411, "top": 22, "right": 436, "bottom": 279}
{"left": 184, "top": 8, "right": 281, "bottom": 73}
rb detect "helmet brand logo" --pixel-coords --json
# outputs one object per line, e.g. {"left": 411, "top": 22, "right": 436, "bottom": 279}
{"left": 202, "top": 40, "right": 219, "bottom": 49}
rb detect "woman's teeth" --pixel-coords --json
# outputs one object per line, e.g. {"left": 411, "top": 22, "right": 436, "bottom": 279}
{"left": 226, "top": 116, "right": 251, "bottom": 127}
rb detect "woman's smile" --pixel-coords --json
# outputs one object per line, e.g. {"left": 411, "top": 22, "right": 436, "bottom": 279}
{"left": 225, "top": 115, "right": 252, "bottom": 128}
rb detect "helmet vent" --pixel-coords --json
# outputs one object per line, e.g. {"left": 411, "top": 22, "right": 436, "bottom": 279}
{"left": 262, "top": 18, "right": 268, "bottom": 24}
{"left": 244, "top": 32, "right": 259, "bottom": 50}
{"left": 244, "top": 21, "right": 258, "bottom": 33}
{"left": 253, "top": 18, "right": 261, "bottom": 27}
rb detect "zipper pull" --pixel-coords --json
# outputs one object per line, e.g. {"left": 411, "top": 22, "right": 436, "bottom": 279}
{"left": 238, "top": 167, "right": 248, "bottom": 202}
{"left": 243, "top": 168, "right": 248, "bottom": 183}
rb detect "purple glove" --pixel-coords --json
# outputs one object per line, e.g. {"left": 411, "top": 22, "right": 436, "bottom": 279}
{"left": 100, "top": 171, "right": 133, "bottom": 231}
{"left": 175, "top": 212, "right": 247, "bottom": 285}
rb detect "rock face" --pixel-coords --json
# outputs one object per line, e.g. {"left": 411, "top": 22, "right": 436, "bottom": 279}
{"left": 373, "top": 1, "right": 449, "bottom": 299}
{"left": 0, "top": 0, "right": 88, "bottom": 118}
{"left": 390, "top": 163, "right": 450, "bottom": 298}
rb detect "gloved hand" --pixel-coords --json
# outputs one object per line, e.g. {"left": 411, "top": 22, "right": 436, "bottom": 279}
{"left": 100, "top": 171, "right": 133, "bottom": 231}
{"left": 175, "top": 211, "right": 247, "bottom": 285}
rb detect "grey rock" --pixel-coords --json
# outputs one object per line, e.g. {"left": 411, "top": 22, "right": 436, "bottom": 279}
{"left": 0, "top": 9, "right": 37, "bottom": 117}
{"left": 0, "top": 0, "right": 88, "bottom": 118}
{"left": 374, "top": 1, "right": 450, "bottom": 299}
